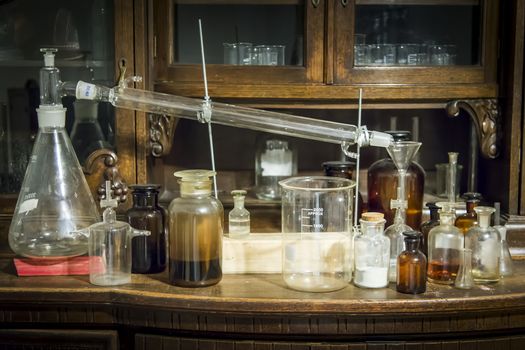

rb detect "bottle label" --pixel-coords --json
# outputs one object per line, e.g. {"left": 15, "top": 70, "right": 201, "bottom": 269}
{"left": 18, "top": 198, "right": 38, "bottom": 214}
{"left": 76, "top": 81, "right": 97, "bottom": 100}
{"left": 261, "top": 149, "right": 293, "bottom": 176}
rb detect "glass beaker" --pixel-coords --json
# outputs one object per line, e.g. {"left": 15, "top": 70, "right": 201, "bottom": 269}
{"left": 280, "top": 176, "right": 354, "bottom": 292}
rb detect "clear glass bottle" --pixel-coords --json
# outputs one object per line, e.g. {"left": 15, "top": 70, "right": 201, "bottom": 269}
{"left": 427, "top": 202, "right": 464, "bottom": 285}
{"left": 465, "top": 206, "right": 501, "bottom": 283}
{"left": 455, "top": 192, "right": 482, "bottom": 234}
{"left": 396, "top": 230, "right": 427, "bottom": 294}
{"left": 367, "top": 131, "right": 425, "bottom": 229}
{"left": 454, "top": 248, "right": 474, "bottom": 290}
{"left": 168, "top": 170, "right": 223, "bottom": 287}
{"left": 496, "top": 225, "right": 513, "bottom": 277}
{"left": 8, "top": 49, "right": 99, "bottom": 258}
{"left": 420, "top": 202, "right": 440, "bottom": 256}
{"left": 228, "top": 190, "right": 250, "bottom": 237}
{"left": 322, "top": 161, "right": 364, "bottom": 218}
{"left": 354, "top": 212, "right": 390, "bottom": 289}
{"left": 255, "top": 136, "right": 297, "bottom": 200}
{"left": 126, "top": 184, "right": 167, "bottom": 274}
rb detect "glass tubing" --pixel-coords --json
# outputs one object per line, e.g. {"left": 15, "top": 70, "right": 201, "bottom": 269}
{"left": 61, "top": 80, "right": 393, "bottom": 150}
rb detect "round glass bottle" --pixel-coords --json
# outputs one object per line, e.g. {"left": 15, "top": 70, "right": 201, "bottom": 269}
{"left": 420, "top": 202, "right": 441, "bottom": 256}
{"left": 455, "top": 192, "right": 482, "bottom": 234}
{"left": 427, "top": 202, "right": 463, "bottom": 285}
{"left": 397, "top": 230, "right": 427, "bottom": 294}
{"left": 367, "top": 131, "right": 425, "bottom": 229}
{"left": 465, "top": 206, "right": 500, "bottom": 283}
{"left": 168, "top": 170, "right": 223, "bottom": 287}
{"left": 354, "top": 212, "right": 390, "bottom": 289}
{"left": 322, "top": 161, "right": 364, "bottom": 218}
{"left": 126, "top": 184, "right": 167, "bottom": 274}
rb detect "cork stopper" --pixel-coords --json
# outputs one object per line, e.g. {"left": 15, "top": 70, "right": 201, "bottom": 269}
{"left": 361, "top": 212, "right": 384, "bottom": 222}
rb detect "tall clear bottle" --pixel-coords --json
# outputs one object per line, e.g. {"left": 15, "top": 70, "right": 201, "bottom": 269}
{"left": 427, "top": 202, "right": 463, "bottom": 284}
{"left": 465, "top": 206, "right": 500, "bottom": 283}
{"left": 168, "top": 170, "right": 223, "bottom": 287}
{"left": 420, "top": 202, "right": 440, "bottom": 256}
{"left": 354, "top": 212, "right": 390, "bottom": 289}
{"left": 455, "top": 192, "right": 482, "bottom": 234}
{"left": 126, "top": 185, "right": 167, "bottom": 274}
{"left": 9, "top": 49, "right": 99, "bottom": 258}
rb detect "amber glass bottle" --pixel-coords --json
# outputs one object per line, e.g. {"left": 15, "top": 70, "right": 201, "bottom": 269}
{"left": 455, "top": 192, "right": 482, "bottom": 234}
{"left": 322, "top": 161, "right": 364, "bottom": 217}
{"left": 368, "top": 131, "right": 425, "bottom": 229}
{"left": 397, "top": 230, "right": 427, "bottom": 294}
{"left": 126, "top": 185, "right": 167, "bottom": 274}
{"left": 420, "top": 202, "right": 440, "bottom": 256}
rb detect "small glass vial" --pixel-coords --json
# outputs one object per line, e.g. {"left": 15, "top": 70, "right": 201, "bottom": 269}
{"left": 496, "top": 225, "right": 514, "bottom": 277}
{"left": 465, "top": 206, "right": 501, "bottom": 283}
{"left": 396, "top": 230, "right": 427, "bottom": 294}
{"left": 420, "top": 202, "right": 441, "bottom": 256}
{"left": 427, "top": 202, "right": 463, "bottom": 285}
{"left": 454, "top": 248, "right": 474, "bottom": 290}
{"left": 126, "top": 184, "right": 167, "bottom": 274}
{"left": 228, "top": 190, "right": 250, "bottom": 237}
{"left": 354, "top": 212, "right": 390, "bottom": 289}
{"left": 455, "top": 192, "right": 482, "bottom": 234}
{"left": 168, "top": 170, "right": 224, "bottom": 287}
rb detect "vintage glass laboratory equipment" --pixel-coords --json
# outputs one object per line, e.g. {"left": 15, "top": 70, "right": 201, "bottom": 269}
{"left": 88, "top": 182, "right": 150, "bottom": 286}
{"left": 455, "top": 192, "right": 482, "bottom": 234}
{"left": 454, "top": 248, "right": 474, "bottom": 290}
{"left": 255, "top": 136, "right": 297, "bottom": 200}
{"left": 9, "top": 49, "right": 99, "bottom": 258}
{"left": 427, "top": 202, "right": 464, "bottom": 284}
{"left": 420, "top": 202, "right": 440, "bottom": 256}
{"left": 280, "top": 176, "right": 354, "bottom": 292}
{"left": 353, "top": 212, "right": 390, "bottom": 289}
{"left": 367, "top": 131, "right": 425, "bottom": 229}
{"left": 446, "top": 152, "right": 459, "bottom": 203}
{"left": 465, "top": 206, "right": 501, "bottom": 283}
{"left": 396, "top": 230, "right": 427, "bottom": 294}
{"left": 383, "top": 140, "right": 422, "bottom": 282}
{"left": 493, "top": 203, "right": 514, "bottom": 278}
{"left": 126, "top": 184, "right": 167, "bottom": 274}
{"left": 228, "top": 190, "right": 250, "bottom": 237}
{"left": 168, "top": 170, "right": 224, "bottom": 287}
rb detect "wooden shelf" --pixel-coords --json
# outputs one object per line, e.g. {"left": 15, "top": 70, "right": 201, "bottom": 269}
{"left": 356, "top": 0, "right": 479, "bottom": 5}
{"left": 174, "top": 0, "right": 301, "bottom": 5}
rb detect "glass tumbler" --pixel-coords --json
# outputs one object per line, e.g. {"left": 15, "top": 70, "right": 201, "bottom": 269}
{"left": 223, "top": 43, "right": 238, "bottom": 65}
{"left": 280, "top": 176, "right": 355, "bottom": 292}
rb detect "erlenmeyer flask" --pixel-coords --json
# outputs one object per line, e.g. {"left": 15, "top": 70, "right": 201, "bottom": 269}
{"left": 455, "top": 248, "right": 474, "bottom": 289}
{"left": 8, "top": 106, "right": 100, "bottom": 258}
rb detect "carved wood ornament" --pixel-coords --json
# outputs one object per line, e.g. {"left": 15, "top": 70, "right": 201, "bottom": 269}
{"left": 446, "top": 99, "right": 501, "bottom": 159}
{"left": 83, "top": 149, "right": 128, "bottom": 204}
{"left": 149, "top": 114, "right": 177, "bottom": 158}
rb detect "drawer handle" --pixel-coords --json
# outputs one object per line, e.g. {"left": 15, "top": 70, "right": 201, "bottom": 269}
{"left": 312, "top": 0, "right": 320, "bottom": 8}
{"left": 341, "top": 0, "right": 348, "bottom": 6}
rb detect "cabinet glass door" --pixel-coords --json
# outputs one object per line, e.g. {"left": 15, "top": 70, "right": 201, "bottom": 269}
{"left": 335, "top": 0, "right": 497, "bottom": 85}
{"left": 0, "top": 0, "right": 115, "bottom": 194}
{"left": 154, "top": 0, "right": 324, "bottom": 88}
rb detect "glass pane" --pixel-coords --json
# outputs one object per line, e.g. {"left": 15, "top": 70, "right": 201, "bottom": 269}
{"left": 354, "top": 1, "right": 481, "bottom": 66}
{"left": 0, "top": 0, "right": 115, "bottom": 193}
{"left": 173, "top": 1, "right": 305, "bottom": 66}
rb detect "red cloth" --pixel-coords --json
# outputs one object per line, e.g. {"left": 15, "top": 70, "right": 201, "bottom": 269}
{"left": 14, "top": 256, "right": 105, "bottom": 276}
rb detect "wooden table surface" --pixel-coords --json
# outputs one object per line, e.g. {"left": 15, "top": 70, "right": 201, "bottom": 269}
{"left": 1, "top": 259, "right": 525, "bottom": 316}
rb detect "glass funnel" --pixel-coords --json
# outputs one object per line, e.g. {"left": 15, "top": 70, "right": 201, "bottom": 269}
{"left": 384, "top": 141, "right": 421, "bottom": 282}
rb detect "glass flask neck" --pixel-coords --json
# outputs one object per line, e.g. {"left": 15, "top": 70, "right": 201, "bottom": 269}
{"left": 439, "top": 212, "right": 455, "bottom": 225}
{"left": 429, "top": 207, "right": 439, "bottom": 221}
{"left": 132, "top": 192, "right": 158, "bottom": 207}
{"left": 360, "top": 220, "right": 385, "bottom": 236}
{"left": 466, "top": 201, "right": 478, "bottom": 214}
{"left": 103, "top": 207, "right": 117, "bottom": 223}
{"left": 180, "top": 181, "right": 212, "bottom": 198}
{"left": 233, "top": 197, "right": 245, "bottom": 209}
{"left": 405, "top": 239, "right": 420, "bottom": 251}
{"left": 478, "top": 212, "right": 491, "bottom": 229}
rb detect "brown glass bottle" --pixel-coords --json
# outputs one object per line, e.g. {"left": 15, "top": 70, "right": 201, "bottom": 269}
{"left": 455, "top": 192, "right": 482, "bottom": 234}
{"left": 322, "top": 161, "right": 364, "bottom": 217}
{"left": 126, "top": 185, "right": 167, "bottom": 274}
{"left": 420, "top": 202, "right": 440, "bottom": 256}
{"left": 367, "top": 131, "right": 425, "bottom": 229}
{"left": 397, "top": 230, "right": 427, "bottom": 294}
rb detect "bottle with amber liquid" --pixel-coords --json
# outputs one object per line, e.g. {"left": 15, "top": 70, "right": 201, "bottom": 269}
{"left": 368, "top": 131, "right": 425, "bottom": 229}
{"left": 168, "top": 170, "right": 223, "bottom": 287}
{"left": 397, "top": 230, "right": 427, "bottom": 294}
{"left": 322, "top": 161, "right": 363, "bottom": 217}
{"left": 420, "top": 202, "right": 440, "bottom": 256}
{"left": 455, "top": 192, "right": 482, "bottom": 234}
{"left": 427, "top": 202, "right": 463, "bottom": 284}
{"left": 126, "top": 184, "right": 167, "bottom": 274}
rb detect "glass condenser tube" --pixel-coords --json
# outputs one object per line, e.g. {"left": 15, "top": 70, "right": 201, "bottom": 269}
{"left": 62, "top": 80, "right": 392, "bottom": 147}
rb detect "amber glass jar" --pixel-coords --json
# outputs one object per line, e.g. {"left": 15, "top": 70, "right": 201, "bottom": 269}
{"left": 455, "top": 192, "right": 482, "bottom": 234}
{"left": 420, "top": 202, "right": 440, "bottom": 256}
{"left": 396, "top": 230, "right": 427, "bottom": 294}
{"left": 367, "top": 131, "right": 425, "bottom": 229}
{"left": 126, "top": 185, "right": 167, "bottom": 274}
{"left": 322, "top": 161, "right": 363, "bottom": 218}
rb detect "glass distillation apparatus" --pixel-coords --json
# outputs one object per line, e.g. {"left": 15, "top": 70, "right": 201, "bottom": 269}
{"left": 8, "top": 49, "right": 100, "bottom": 259}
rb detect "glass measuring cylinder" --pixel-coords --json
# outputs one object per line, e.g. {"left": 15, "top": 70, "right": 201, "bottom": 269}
{"left": 280, "top": 176, "right": 355, "bottom": 292}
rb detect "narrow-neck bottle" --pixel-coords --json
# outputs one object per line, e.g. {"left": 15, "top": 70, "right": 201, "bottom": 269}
{"left": 397, "top": 230, "right": 427, "bottom": 294}
{"left": 126, "top": 185, "right": 167, "bottom": 274}
{"left": 420, "top": 202, "right": 440, "bottom": 256}
{"left": 228, "top": 190, "right": 250, "bottom": 237}
{"left": 427, "top": 203, "right": 463, "bottom": 285}
{"left": 465, "top": 206, "right": 500, "bottom": 283}
{"left": 455, "top": 192, "right": 482, "bottom": 234}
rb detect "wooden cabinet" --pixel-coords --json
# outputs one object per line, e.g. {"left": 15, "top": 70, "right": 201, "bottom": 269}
{"left": 151, "top": 0, "right": 500, "bottom": 101}
{"left": 0, "top": 329, "right": 118, "bottom": 350}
